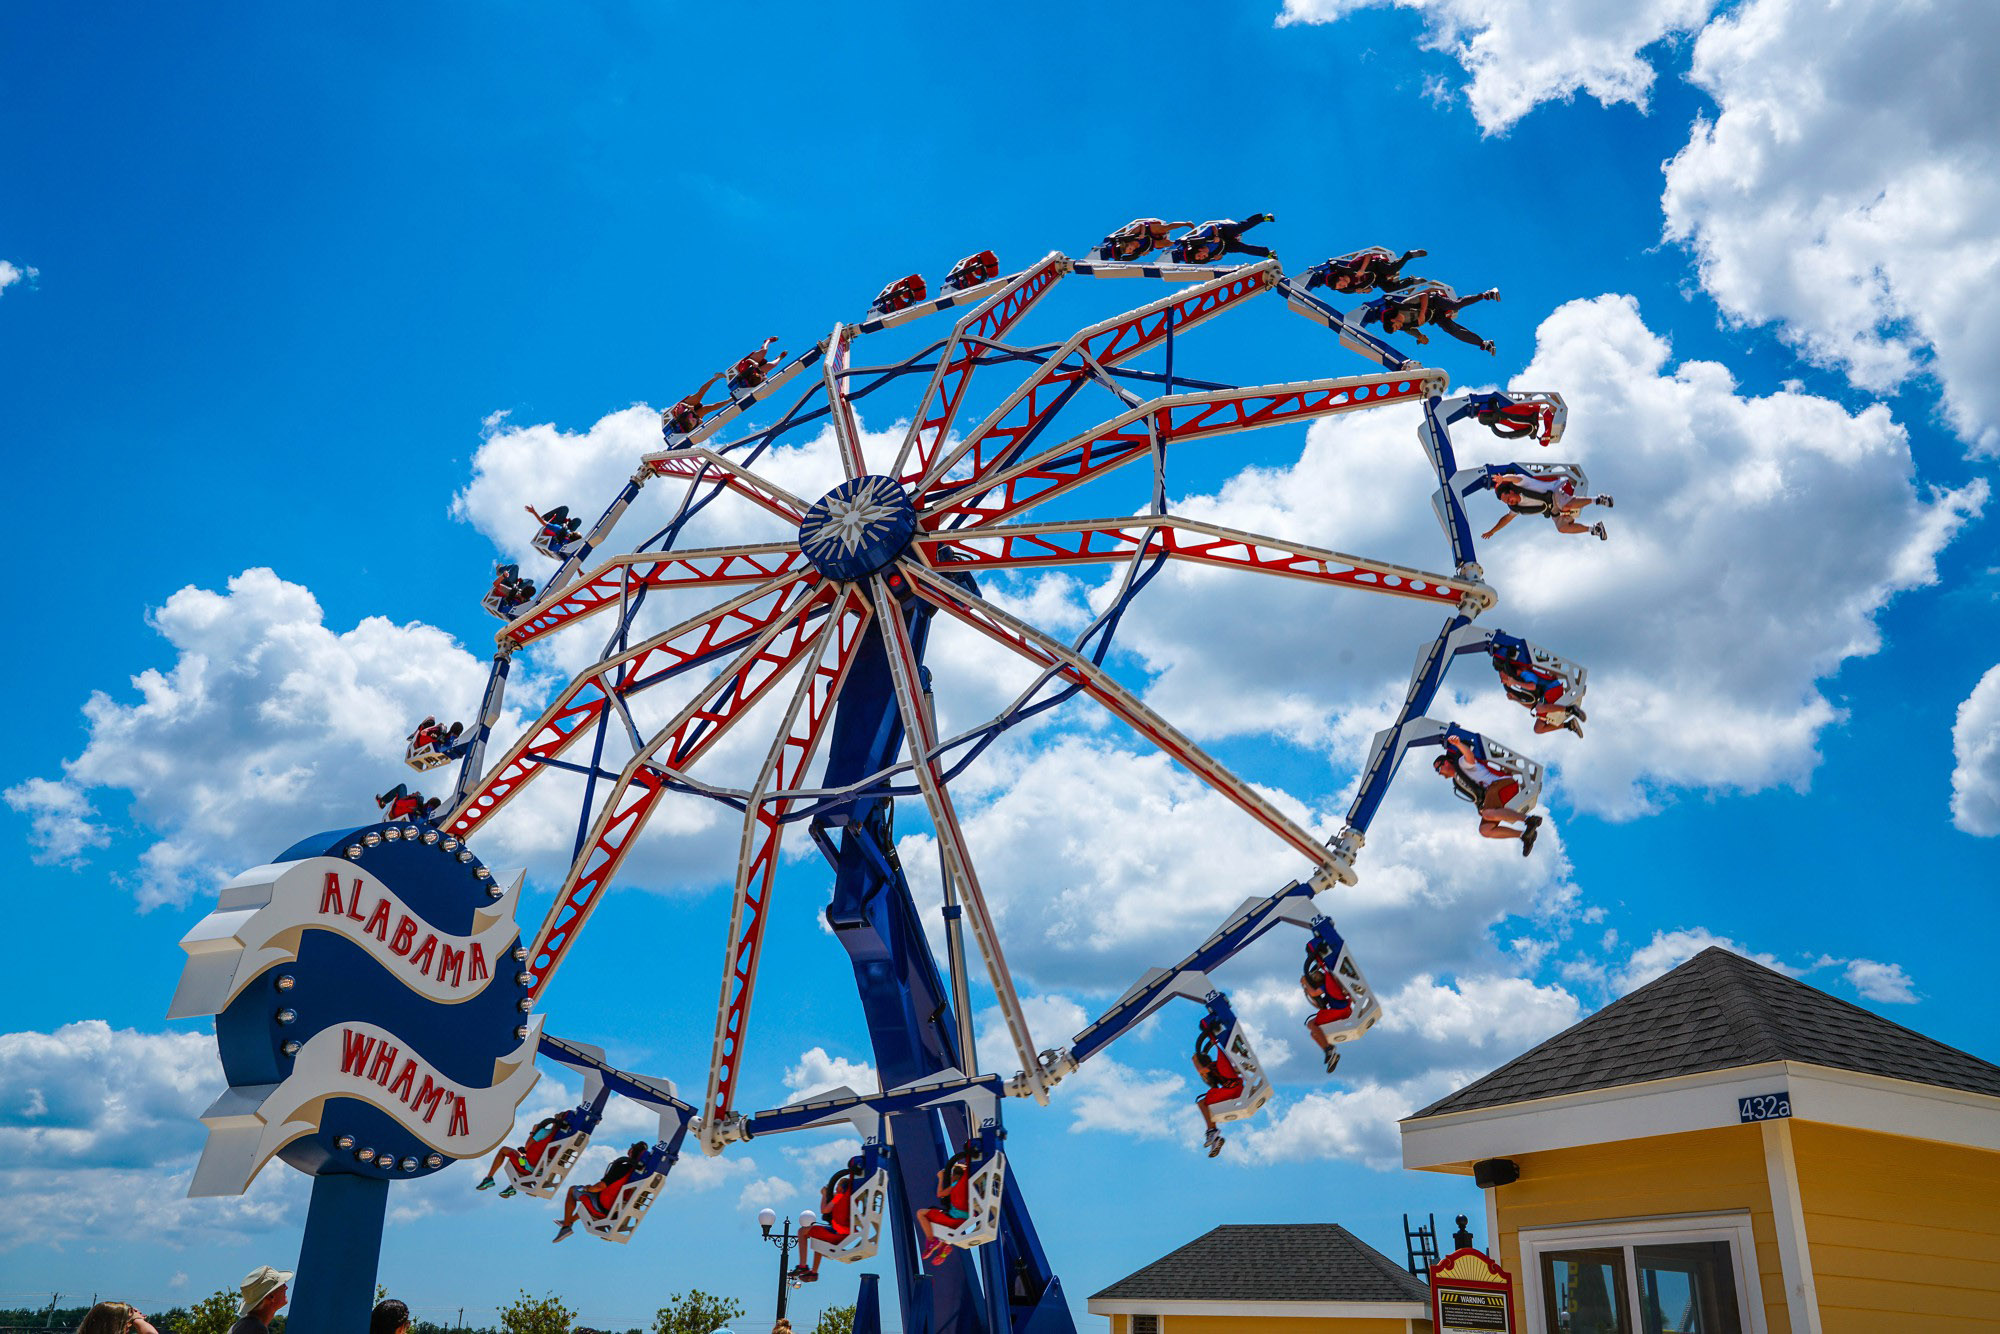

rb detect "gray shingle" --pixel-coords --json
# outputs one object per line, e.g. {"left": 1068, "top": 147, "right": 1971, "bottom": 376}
{"left": 1410, "top": 947, "right": 2000, "bottom": 1119}
{"left": 1090, "top": 1223, "right": 1430, "bottom": 1304}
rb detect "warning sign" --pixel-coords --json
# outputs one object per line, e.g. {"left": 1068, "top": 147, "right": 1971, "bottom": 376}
{"left": 1432, "top": 1247, "right": 1516, "bottom": 1334}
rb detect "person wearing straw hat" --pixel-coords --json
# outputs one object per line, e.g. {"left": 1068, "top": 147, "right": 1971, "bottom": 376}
{"left": 229, "top": 1265, "right": 291, "bottom": 1334}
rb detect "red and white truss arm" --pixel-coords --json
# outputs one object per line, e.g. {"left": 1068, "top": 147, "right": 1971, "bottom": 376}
{"left": 448, "top": 572, "right": 822, "bottom": 838}
{"left": 701, "top": 588, "right": 873, "bottom": 1150}
{"left": 868, "top": 578, "right": 1049, "bottom": 1103}
{"left": 892, "top": 252, "right": 1070, "bottom": 485}
{"left": 914, "top": 262, "right": 1284, "bottom": 497}
{"left": 502, "top": 542, "right": 812, "bottom": 648}
{"left": 923, "top": 370, "right": 1449, "bottom": 529}
{"left": 899, "top": 560, "right": 1345, "bottom": 883}
{"left": 641, "top": 445, "right": 812, "bottom": 526}
{"left": 915, "top": 515, "right": 1492, "bottom": 612}
{"left": 822, "top": 324, "right": 870, "bottom": 481}
{"left": 522, "top": 584, "right": 840, "bottom": 997}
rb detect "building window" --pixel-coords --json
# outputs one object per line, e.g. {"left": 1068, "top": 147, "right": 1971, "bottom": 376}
{"left": 1521, "top": 1214, "right": 1764, "bottom": 1334}
{"left": 1130, "top": 1317, "right": 1160, "bottom": 1334}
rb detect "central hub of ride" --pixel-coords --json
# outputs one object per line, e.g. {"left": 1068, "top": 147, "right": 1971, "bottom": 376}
{"left": 798, "top": 474, "right": 919, "bottom": 582}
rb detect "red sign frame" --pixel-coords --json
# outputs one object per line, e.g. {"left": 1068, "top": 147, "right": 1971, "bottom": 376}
{"left": 1430, "top": 1246, "right": 1516, "bottom": 1334}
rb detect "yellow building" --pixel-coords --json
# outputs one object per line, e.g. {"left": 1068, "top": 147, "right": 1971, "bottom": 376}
{"left": 1400, "top": 947, "right": 2000, "bottom": 1333}
{"left": 1087, "top": 1223, "right": 1435, "bottom": 1333}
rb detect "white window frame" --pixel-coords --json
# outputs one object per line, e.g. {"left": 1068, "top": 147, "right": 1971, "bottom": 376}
{"left": 1517, "top": 1210, "right": 1767, "bottom": 1334}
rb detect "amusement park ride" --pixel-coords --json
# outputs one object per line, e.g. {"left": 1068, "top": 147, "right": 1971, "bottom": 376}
{"left": 173, "top": 219, "right": 1605, "bottom": 1334}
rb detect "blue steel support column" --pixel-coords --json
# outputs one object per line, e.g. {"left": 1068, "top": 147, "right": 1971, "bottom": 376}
{"left": 288, "top": 1172, "right": 390, "bottom": 1334}
{"left": 854, "top": 1274, "right": 884, "bottom": 1334}
{"left": 821, "top": 596, "right": 1071, "bottom": 1334}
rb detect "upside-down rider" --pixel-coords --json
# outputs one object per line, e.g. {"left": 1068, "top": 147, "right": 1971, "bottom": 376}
{"left": 1491, "top": 645, "right": 1585, "bottom": 736}
{"left": 476, "top": 1111, "right": 575, "bottom": 1198}
{"left": 552, "top": 1140, "right": 651, "bottom": 1243}
{"left": 408, "top": 717, "right": 464, "bottom": 754}
{"left": 1171, "top": 214, "right": 1276, "bottom": 264}
{"left": 1362, "top": 286, "right": 1500, "bottom": 352}
{"left": 374, "top": 784, "right": 440, "bottom": 825}
{"left": 663, "top": 371, "right": 727, "bottom": 438}
{"left": 1193, "top": 1019, "right": 1243, "bottom": 1157}
{"left": 1468, "top": 392, "right": 1555, "bottom": 443}
{"left": 1097, "top": 217, "right": 1195, "bottom": 261}
{"left": 1304, "top": 247, "right": 1426, "bottom": 295}
{"left": 789, "top": 1156, "right": 864, "bottom": 1282}
{"left": 489, "top": 562, "right": 536, "bottom": 610}
{"left": 727, "top": 337, "right": 787, "bottom": 394}
{"left": 1432, "top": 734, "right": 1541, "bottom": 856}
{"left": 1301, "top": 955, "right": 1354, "bottom": 1073}
{"left": 917, "top": 1144, "right": 979, "bottom": 1267}
{"left": 1482, "top": 473, "right": 1614, "bottom": 541}
{"left": 525, "top": 503, "right": 582, "bottom": 549}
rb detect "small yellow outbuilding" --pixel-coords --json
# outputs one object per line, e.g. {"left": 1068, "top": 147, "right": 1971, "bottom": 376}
{"left": 1400, "top": 946, "right": 2000, "bottom": 1333}
{"left": 1087, "top": 1222, "right": 1435, "bottom": 1333}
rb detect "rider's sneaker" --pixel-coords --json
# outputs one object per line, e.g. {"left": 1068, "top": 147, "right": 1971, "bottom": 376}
{"left": 476, "top": 1177, "right": 496, "bottom": 1191}
{"left": 1592, "top": 522, "right": 1608, "bottom": 541}
{"left": 1205, "top": 1130, "right": 1225, "bottom": 1158}
{"left": 1481, "top": 341, "right": 1496, "bottom": 355}
{"left": 1522, "top": 815, "right": 1544, "bottom": 857}
{"left": 499, "top": 1186, "right": 516, "bottom": 1199}
{"left": 1484, "top": 288, "right": 1501, "bottom": 301}
{"left": 553, "top": 1224, "right": 573, "bottom": 1244}
{"left": 1596, "top": 495, "right": 1615, "bottom": 508}
{"left": 1323, "top": 1047, "right": 1341, "bottom": 1074}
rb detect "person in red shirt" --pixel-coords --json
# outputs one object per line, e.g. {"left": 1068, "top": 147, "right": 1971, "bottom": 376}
{"left": 1302, "top": 962, "right": 1354, "bottom": 1074}
{"left": 663, "top": 371, "right": 727, "bottom": 438}
{"left": 918, "top": 1145, "right": 979, "bottom": 1266}
{"left": 1193, "top": 1023, "right": 1243, "bottom": 1157}
{"left": 553, "top": 1140, "right": 650, "bottom": 1242}
{"left": 1096, "top": 218, "right": 1196, "bottom": 262}
{"left": 791, "top": 1157, "right": 864, "bottom": 1282}
{"left": 476, "top": 1111, "right": 574, "bottom": 1197}
{"left": 1433, "top": 735, "right": 1542, "bottom": 854}
{"left": 727, "top": 337, "right": 788, "bottom": 394}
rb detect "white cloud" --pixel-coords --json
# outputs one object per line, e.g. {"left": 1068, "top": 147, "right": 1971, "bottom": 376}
{"left": 0, "top": 259, "right": 37, "bottom": 296}
{"left": 0, "top": 1021, "right": 307, "bottom": 1248}
{"left": 4, "top": 569, "right": 499, "bottom": 908}
{"left": 1118, "top": 294, "right": 1981, "bottom": 819}
{"left": 1662, "top": 0, "right": 2000, "bottom": 452}
{"left": 1274, "top": 0, "right": 1715, "bottom": 133}
{"left": 1950, "top": 665, "right": 2000, "bottom": 835}
{"left": 782, "top": 1047, "right": 879, "bottom": 1101}
{"left": 1613, "top": 927, "right": 1798, "bottom": 992}
{"left": 1843, "top": 958, "right": 1918, "bottom": 1005}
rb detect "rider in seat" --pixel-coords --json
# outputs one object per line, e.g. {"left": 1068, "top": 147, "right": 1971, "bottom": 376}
{"left": 1192, "top": 1018, "right": 1243, "bottom": 1157}
{"left": 727, "top": 337, "right": 788, "bottom": 395}
{"left": 1467, "top": 392, "right": 1554, "bottom": 443}
{"left": 790, "top": 1156, "right": 863, "bottom": 1282}
{"left": 917, "top": 1144, "right": 978, "bottom": 1267}
{"left": 1362, "top": 285, "right": 1501, "bottom": 352}
{"left": 1490, "top": 643, "right": 1585, "bottom": 736}
{"left": 944, "top": 251, "right": 1000, "bottom": 291}
{"left": 488, "top": 562, "right": 537, "bottom": 614}
{"left": 552, "top": 1140, "right": 650, "bottom": 1243}
{"left": 1301, "top": 955, "right": 1353, "bottom": 1073}
{"left": 1097, "top": 217, "right": 1195, "bottom": 261}
{"left": 407, "top": 717, "right": 464, "bottom": 756}
{"left": 526, "top": 504, "right": 582, "bottom": 551}
{"left": 476, "top": 1111, "right": 574, "bottom": 1198}
{"left": 1481, "top": 473, "right": 1613, "bottom": 541}
{"left": 374, "top": 784, "right": 440, "bottom": 825}
{"left": 1304, "top": 247, "right": 1426, "bottom": 295}
{"left": 872, "top": 274, "right": 927, "bottom": 315}
{"left": 1432, "top": 734, "right": 1542, "bottom": 856}
{"left": 663, "top": 371, "right": 727, "bottom": 438}
{"left": 1170, "top": 214, "right": 1276, "bottom": 264}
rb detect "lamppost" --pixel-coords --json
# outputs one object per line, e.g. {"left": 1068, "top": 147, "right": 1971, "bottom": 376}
{"left": 757, "top": 1205, "right": 818, "bottom": 1323}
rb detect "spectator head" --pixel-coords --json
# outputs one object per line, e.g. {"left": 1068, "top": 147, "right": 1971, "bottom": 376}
{"left": 79, "top": 1304, "right": 158, "bottom": 1334}
{"left": 238, "top": 1265, "right": 293, "bottom": 1322}
{"left": 369, "top": 1300, "right": 410, "bottom": 1334}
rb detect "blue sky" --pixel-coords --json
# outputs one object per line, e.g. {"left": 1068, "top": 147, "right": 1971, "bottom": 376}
{"left": 4, "top": 2, "right": 1998, "bottom": 1331}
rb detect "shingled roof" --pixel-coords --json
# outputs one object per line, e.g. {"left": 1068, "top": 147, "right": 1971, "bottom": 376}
{"left": 1090, "top": 1223, "right": 1429, "bottom": 1304}
{"left": 1411, "top": 946, "right": 2000, "bottom": 1120}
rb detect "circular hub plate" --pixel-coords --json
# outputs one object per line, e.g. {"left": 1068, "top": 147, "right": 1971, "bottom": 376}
{"left": 798, "top": 475, "right": 918, "bottom": 581}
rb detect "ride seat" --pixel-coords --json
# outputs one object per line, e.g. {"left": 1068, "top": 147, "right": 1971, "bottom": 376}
{"left": 583, "top": 1166, "right": 668, "bottom": 1244}
{"left": 932, "top": 1151, "right": 1007, "bottom": 1251}
{"left": 403, "top": 739, "right": 454, "bottom": 772}
{"left": 502, "top": 1128, "right": 591, "bottom": 1200}
{"left": 945, "top": 251, "right": 999, "bottom": 291}
{"left": 805, "top": 1164, "right": 890, "bottom": 1265}
{"left": 1201, "top": 1021, "right": 1274, "bottom": 1125}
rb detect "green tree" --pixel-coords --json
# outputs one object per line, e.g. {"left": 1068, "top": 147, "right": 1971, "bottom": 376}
{"left": 809, "top": 1306, "right": 854, "bottom": 1334}
{"left": 162, "top": 1291, "right": 238, "bottom": 1334}
{"left": 498, "top": 1292, "right": 574, "bottom": 1334}
{"left": 650, "top": 1292, "right": 743, "bottom": 1334}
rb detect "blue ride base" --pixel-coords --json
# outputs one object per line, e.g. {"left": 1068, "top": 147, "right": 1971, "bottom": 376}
{"left": 818, "top": 589, "right": 1074, "bottom": 1334}
{"left": 289, "top": 1173, "right": 390, "bottom": 1334}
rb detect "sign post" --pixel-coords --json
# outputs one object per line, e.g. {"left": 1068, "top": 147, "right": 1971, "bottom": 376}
{"left": 1430, "top": 1215, "right": 1516, "bottom": 1334}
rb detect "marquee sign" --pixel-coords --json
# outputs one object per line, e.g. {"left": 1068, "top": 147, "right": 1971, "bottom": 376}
{"left": 1431, "top": 1247, "right": 1517, "bottom": 1334}
{"left": 172, "top": 824, "right": 541, "bottom": 1194}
